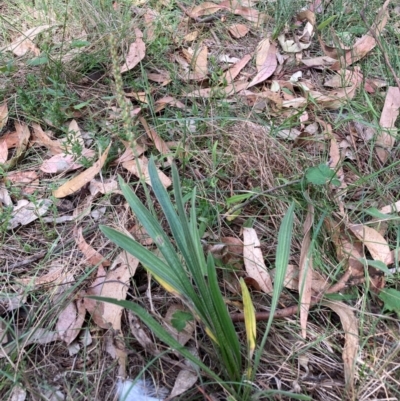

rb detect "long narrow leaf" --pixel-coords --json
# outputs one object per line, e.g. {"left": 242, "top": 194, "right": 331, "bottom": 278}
{"left": 100, "top": 226, "right": 187, "bottom": 297}
{"left": 87, "top": 296, "right": 236, "bottom": 396}
{"left": 253, "top": 202, "right": 295, "bottom": 374}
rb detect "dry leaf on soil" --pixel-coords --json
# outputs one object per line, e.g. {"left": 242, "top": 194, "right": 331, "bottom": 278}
{"left": 75, "top": 226, "right": 110, "bottom": 267}
{"left": 53, "top": 144, "right": 110, "bottom": 198}
{"left": 139, "top": 116, "right": 172, "bottom": 164}
{"left": 326, "top": 218, "right": 364, "bottom": 276}
{"left": 347, "top": 223, "right": 393, "bottom": 265}
{"left": 84, "top": 250, "right": 139, "bottom": 332}
{"left": 0, "top": 328, "right": 59, "bottom": 358}
{"left": 220, "top": 54, "right": 252, "bottom": 84}
{"left": 56, "top": 296, "right": 86, "bottom": 345}
{"left": 3, "top": 122, "right": 30, "bottom": 170}
{"left": 186, "top": 80, "right": 248, "bottom": 98}
{"left": 330, "top": 0, "right": 390, "bottom": 70}
{"left": 31, "top": 123, "right": 63, "bottom": 155}
{"left": 243, "top": 227, "right": 273, "bottom": 294}
{"left": 6, "top": 171, "right": 39, "bottom": 195}
{"left": 1, "top": 25, "right": 54, "bottom": 56}
{"left": 376, "top": 87, "right": 400, "bottom": 163}
{"left": 321, "top": 300, "right": 358, "bottom": 393}
{"left": 0, "top": 140, "right": 8, "bottom": 164}
{"left": 8, "top": 199, "right": 52, "bottom": 230}
{"left": 298, "top": 203, "right": 314, "bottom": 339}
{"left": 169, "top": 369, "right": 198, "bottom": 398}
{"left": 122, "top": 156, "right": 172, "bottom": 188}
{"left": 0, "top": 102, "right": 8, "bottom": 130}
{"left": 228, "top": 24, "right": 249, "bottom": 38}
{"left": 154, "top": 96, "right": 186, "bottom": 113}
{"left": 247, "top": 40, "right": 277, "bottom": 88}
{"left": 120, "top": 29, "right": 146, "bottom": 73}
{"left": 189, "top": 2, "right": 222, "bottom": 18}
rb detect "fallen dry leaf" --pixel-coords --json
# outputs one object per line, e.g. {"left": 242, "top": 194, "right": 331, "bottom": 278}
{"left": 6, "top": 171, "right": 39, "bottom": 195}
{"left": 4, "top": 122, "right": 30, "bottom": 170}
{"left": 243, "top": 227, "right": 273, "bottom": 294}
{"left": 0, "top": 102, "right": 8, "bottom": 130}
{"left": 326, "top": 218, "right": 364, "bottom": 276}
{"left": 192, "top": 44, "right": 208, "bottom": 79}
{"left": 184, "top": 31, "right": 199, "bottom": 42}
{"left": 228, "top": 24, "right": 249, "bottom": 38}
{"left": 147, "top": 70, "right": 171, "bottom": 85}
{"left": 0, "top": 140, "right": 8, "bottom": 164}
{"left": 143, "top": 8, "right": 159, "bottom": 42}
{"left": 275, "top": 264, "right": 327, "bottom": 293}
{"left": 56, "top": 296, "right": 86, "bottom": 345}
{"left": 16, "top": 261, "right": 64, "bottom": 287}
{"left": 89, "top": 178, "right": 119, "bottom": 196}
{"left": 120, "top": 29, "right": 146, "bottom": 73}
{"left": 220, "top": 0, "right": 266, "bottom": 26}
{"left": 0, "top": 328, "right": 59, "bottom": 358}
{"left": 169, "top": 369, "right": 198, "bottom": 398}
{"left": 321, "top": 300, "right": 358, "bottom": 393}
{"left": 8, "top": 199, "right": 52, "bottom": 230}
{"left": 348, "top": 223, "right": 393, "bottom": 265}
{"left": 31, "top": 123, "right": 63, "bottom": 155}
{"left": 247, "top": 40, "right": 277, "bottom": 88}
{"left": 221, "top": 54, "right": 252, "bottom": 84}
{"left": 298, "top": 203, "right": 314, "bottom": 339}
{"left": 139, "top": 116, "right": 172, "bottom": 164}
{"left": 186, "top": 80, "right": 248, "bottom": 98}
{"left": 331, "top": 1, "right": 390, "bottom": 70}
{"left": 154, "top": 96, "right": 186, "bottom": 113}
{"left": 53, "top": 144, "right": 110, "bottom": 198}
{"left": 1, "top": 25, "right": 54, "bottom": 56}
{"left": 84, "top": 251, "right": 139, "bottom": 330}
{"left": 189, "top": 2, "right": 222, "bottom": 18}
{"left": 75, "top": 226, "right": 110, "bottom": 267}
{"left": 302, "top": 56, "right": 336, "bottom": 68}
{"left": 376, "top": 87, "right": 400, "bottom": 163}
{"left": 40, "top": 154, "right": 76, "bottom": 174}
{"left": 122, "top": 156, "right": 172, "bottom": 188}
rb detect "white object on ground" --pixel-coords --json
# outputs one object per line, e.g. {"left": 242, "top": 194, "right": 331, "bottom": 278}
{"left": 117, "top": 379, "right": 164, "bottom": 401}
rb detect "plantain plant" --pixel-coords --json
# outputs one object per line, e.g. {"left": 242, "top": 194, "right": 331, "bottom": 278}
{"left": 93, "top": 158, "right": 295, "bottom": 400}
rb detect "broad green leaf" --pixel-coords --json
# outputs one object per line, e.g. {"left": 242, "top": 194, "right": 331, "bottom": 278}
{"left": 171, "top": 311, "right": 194, "bottom": 332}
{"left": 359, "top": 258, "right": 393, "bottom": 275}
{"left": 305, "top": 164, "right": 340, "bottom": 186}
{"left": 379, "top": 288, "right": 400, "bottom": 315}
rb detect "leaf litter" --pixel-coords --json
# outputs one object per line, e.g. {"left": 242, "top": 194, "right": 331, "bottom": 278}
{"left": 1, "top": 0, "right": 399, "bottom": 399}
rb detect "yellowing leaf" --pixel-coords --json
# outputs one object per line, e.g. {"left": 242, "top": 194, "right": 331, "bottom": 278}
{"left": 240, "top": 278, "right": 256, "bottom": 359}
